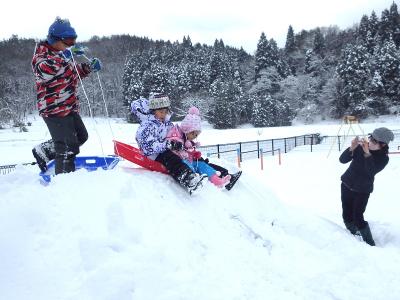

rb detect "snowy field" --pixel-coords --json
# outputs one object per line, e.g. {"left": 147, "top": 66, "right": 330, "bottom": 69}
{"left": 1, "top": 115, "right": 400, "bottom": 300}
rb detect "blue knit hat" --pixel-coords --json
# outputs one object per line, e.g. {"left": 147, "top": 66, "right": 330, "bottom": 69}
{"left": 47, "top": 17, "right": 77, "bottom": 44}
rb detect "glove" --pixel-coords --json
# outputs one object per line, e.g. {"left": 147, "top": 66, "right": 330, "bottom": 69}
{"left": 69, "top": 45, "right": 87, "bottom": 56}
{"left": 90, "top": 57, "right": 102, "bottom": 72}
{"left": 81, "top": 63, "right": 91, "bottom": 75}
{"left": 167, "top": 140, "right": 184, "bottom": 151}
{"left": 59, "top": 48, "right": 72, "bottom": 61}
{"left": 192, "top": 150, "right": 202, "bottom": 160}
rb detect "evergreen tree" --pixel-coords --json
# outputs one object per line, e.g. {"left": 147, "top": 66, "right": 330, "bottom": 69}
{"left": 366, "top": 71, "right": 388, "bottom": 115}
{"left": 313, "top": 28, "right": 325, "bottom": 57}
{"left": 389, "top": 2, "right": 400, "bottom": 47}
{"left": 369, "top": 11, "right": 379, "bottom": 37}
{"left": 208, "top": 77, "right": 237, "bottom": 128}
{"left": 378, "top": 9, "right": 392, "bottom": 42}
{"left": 304, "top": 49, "right": 313, "bottom": 74}
{"left": 285, "top": 25, "right": 296, "bottom": 53}
{"left": 334, "top": 45, "right": 371, "bottom": 117}
{"left": 251, "top": 94, "right": 273, "bottom": 127}
{"left": 358, "top": 15, "right": 371, "bottom": 40}
{"left": 254, "top": 32, "right": 269, "bottom": 81}
{"left": 373, "top": 39, "right": 400, "bottom": 104}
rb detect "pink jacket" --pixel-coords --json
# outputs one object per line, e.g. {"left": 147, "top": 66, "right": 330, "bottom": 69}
{"left": 166, "top": 125, "right": 200, "bottom": 162}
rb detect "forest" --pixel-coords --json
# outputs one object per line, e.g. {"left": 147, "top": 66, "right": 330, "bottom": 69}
{"left": 1, "top": 2, "right": 400, "bottom": 129}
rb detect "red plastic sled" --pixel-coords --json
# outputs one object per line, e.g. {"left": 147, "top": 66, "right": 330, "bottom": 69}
{"left": 113, "top": 140, "right": 168, "bottom": 174}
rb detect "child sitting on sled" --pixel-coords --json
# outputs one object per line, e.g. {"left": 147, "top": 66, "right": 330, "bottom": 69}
{"left": 166, "top": 107, "right": 232, "bottom": 188}
{"left": 134, "top": 93, "right": 207, "bottom": 194}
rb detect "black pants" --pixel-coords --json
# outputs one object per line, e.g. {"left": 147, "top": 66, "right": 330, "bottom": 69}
{"left": 43, "top": 112, "right": 88, "bottom": 174}
{"left": 341, "top": 183, "right": 370, "bottom": 230}
{"left": 155, "top": 149, "right": 193, "bottom": 184}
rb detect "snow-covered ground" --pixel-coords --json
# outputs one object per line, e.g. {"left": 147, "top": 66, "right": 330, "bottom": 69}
{"left": 1, "top": 115, "right": 400, "bottom": 300}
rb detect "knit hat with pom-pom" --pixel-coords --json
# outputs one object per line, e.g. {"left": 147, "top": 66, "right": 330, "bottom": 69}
{"left": 180, "top": 106, "right": 201, "bottom": 134}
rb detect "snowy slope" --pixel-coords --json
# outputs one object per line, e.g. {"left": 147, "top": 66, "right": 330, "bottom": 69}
{"left": 1, "top": 117, "right": 400, "bottom": 300}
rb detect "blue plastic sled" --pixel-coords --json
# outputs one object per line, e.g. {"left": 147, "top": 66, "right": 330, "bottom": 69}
{"left": 39, "top": 155, "right": 120, "bottom": 183}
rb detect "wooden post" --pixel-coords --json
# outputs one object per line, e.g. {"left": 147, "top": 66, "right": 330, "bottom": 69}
{"left": 260, "top": 148, "right": 264, "bottom": 171}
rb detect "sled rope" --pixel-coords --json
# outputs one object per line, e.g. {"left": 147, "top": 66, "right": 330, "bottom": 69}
{"left": 71, "top": 55, "right": 108, "bottom": 167}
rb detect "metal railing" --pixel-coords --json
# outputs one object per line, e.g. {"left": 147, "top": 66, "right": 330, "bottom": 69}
{"left": 198, "top": 133, "right": 321, "bottom": 161}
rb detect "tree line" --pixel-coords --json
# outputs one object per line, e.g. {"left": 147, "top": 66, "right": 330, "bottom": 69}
{"left": 1, "top": 2, "right": 400, "bottom": 129}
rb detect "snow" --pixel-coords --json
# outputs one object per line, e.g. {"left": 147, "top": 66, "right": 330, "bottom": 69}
{"left": 1, "top": 115, "right": 400, "bottom": 300}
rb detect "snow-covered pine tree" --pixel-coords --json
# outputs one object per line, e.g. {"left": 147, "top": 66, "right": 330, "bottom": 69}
{"left": 285, "top": 25, "right": 296, "bottom": 53}
{"left": 378, "top": 9, "right": 392, "bottom": 43}
{"left": 334, "top": 44, "right": 371, "bottom": 118}
{"left": 358, "top": 15, "right": 371, "bottom": 43}
{"left": 389, "top": 2, "right": 400, "bottom": 47}
{"left": 373, "top": 39, "right": 400, "bottom": 107}
{"left": 251, "top": 94, "right": 272, "bottom": 127}
{"left": 208, "top": 77, "right": 237, "bottom": 129}
{"left": 313, "top": 28, "right": 325, "bottom": 57}
{"left": 369, "top": 11, "right": 379, "bottom": 37}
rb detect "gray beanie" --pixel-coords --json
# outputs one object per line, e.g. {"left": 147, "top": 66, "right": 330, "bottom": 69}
{"left": 149, "top": 93, "right": 170, "bottom": 110}
{"left": 371, "top": 127, "right": 394, "bottom": 144}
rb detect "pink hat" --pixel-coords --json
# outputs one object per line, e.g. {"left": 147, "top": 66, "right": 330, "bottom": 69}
{"left": 180, "top": 107, "right": 201, "bottom": 134}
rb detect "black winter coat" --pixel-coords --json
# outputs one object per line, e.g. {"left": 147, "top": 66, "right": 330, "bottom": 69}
{"left": 339, "top": 145, "right": 389, "bottom": 193}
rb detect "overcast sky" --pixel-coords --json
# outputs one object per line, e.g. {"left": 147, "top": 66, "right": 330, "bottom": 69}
{"left": 0, "top": 0, "right": 393, "bottom": 53}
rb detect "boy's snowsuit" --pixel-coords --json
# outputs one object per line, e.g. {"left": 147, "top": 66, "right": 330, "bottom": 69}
{"left": 31, "top": 41, "right": 91, "bottom": 174}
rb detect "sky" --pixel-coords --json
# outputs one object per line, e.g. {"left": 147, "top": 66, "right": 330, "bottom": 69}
{"left": 0, "top": 0, "right": 394, "bottom": 53}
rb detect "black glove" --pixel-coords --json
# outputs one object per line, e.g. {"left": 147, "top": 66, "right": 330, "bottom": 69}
{"left": 167, "top": 140, "right": 184, "bottom": 151}
{"left": 81, "top": 63, "right": 91, "bottom": 75}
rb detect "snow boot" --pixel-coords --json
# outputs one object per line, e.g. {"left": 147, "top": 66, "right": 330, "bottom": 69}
{"left": 185, "top": 173, "right": 207, "bottom": 195}
{"left": 359, "top": 222, "right": 375, "bottom": 246}
{"left": 32, "top": 140, "right": 56, "bottom": 172}
{"left": 210, "top": 174, "right": 231, "bottom": 188}
{"left": 344, "top": 221, "right": 357, "bottom": 235}
{"left": 225, "top": 171, "right": 242, "bottom": 191}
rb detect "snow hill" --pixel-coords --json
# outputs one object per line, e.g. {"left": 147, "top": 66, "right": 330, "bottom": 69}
{"left": 1, "top": 116, "right": 400, "bottom": 300}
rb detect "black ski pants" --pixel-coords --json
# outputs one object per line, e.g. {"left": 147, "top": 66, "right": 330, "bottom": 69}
{"left": 43, "top": 112, "right": 88, "bottom": 174}
{"left": 341, "top": 183, "right": 370, "bottom": 230}
{"left": 155, "top": 149, "right": 193, "bottom": 184}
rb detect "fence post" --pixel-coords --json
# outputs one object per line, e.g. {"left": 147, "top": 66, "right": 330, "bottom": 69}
{"left": 217, "top": 144, "right": 220, "bottom": 158}
{"left": 239, "top": 142, "right": 242, "bottom": 162}
{"left": 284, "top": 138, "right": 287, "bottom": 153}
{"left": 295, "top": 136, "right": 297, "bottom": 147}
{"left": 257, "top": 140, "right": 260, "bottom": 158}
{"left": 272, "top": 139, "right": 275, "bottom": 156}
{"left": 278, "top": 148, "right": 281, "bottom": 165}
{"left": 304, "top": 135, "right": 306, "bottom": 145}
{"left": 237, "top": 149, "right": 241, "bottom": 168}
{"left": 338, "top": 136, "right": 341, "bottom": 152}
{"left": 311, "top": 135, "right": 313, "bottom": 152}
{"left": 260, "top": 148, "right": 264, "bottom": 171}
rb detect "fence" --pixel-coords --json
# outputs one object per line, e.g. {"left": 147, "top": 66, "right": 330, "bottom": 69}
{"left": 198, "top": 129, "right": 400, "bottom": 164}
{"left": 198, "top": 133, "right": 321, "bottom": 162}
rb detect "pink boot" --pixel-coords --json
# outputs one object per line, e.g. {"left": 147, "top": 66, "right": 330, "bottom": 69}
{"left": 210, "top": 174, "right": 231, "bottom": 188}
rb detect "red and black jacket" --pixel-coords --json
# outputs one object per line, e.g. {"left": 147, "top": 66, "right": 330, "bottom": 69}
{"left": 31, "top": 42, "right": 90, "bottom": 117}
